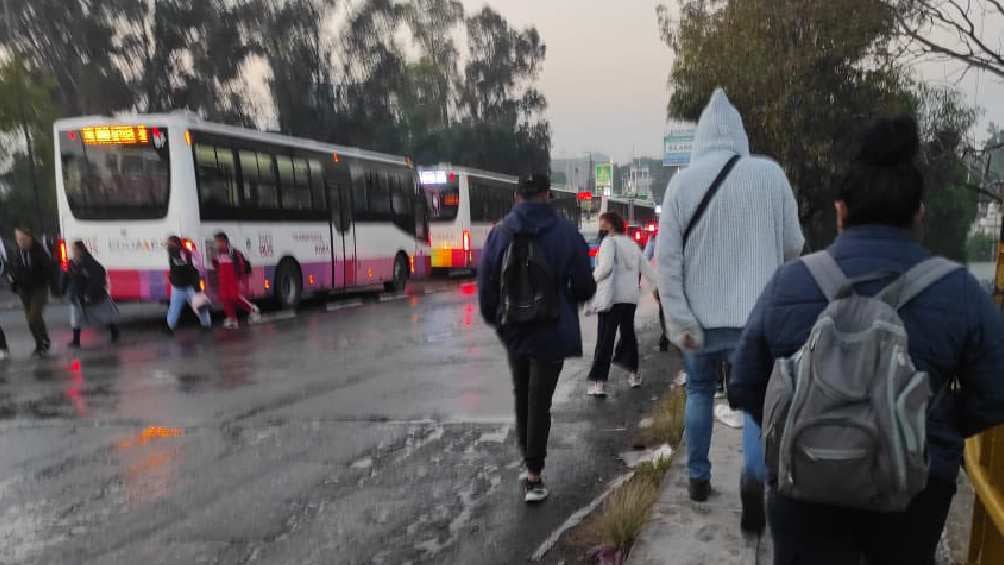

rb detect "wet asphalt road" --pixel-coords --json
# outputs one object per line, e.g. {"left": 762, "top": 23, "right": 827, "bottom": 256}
{"left": 0, "top": 281, "right": 675, "bottom": 565}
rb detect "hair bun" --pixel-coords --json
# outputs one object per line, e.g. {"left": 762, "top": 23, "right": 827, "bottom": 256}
{"left": 857, "top": 115, "right": 920, "bottom": 166}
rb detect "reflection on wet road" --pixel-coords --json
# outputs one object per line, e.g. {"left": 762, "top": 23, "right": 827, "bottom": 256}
{"left": 0, "top": 281, "right": 663, "bottom": 565}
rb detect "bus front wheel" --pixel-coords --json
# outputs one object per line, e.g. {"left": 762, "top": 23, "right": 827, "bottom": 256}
{"left": 385, "top": 253, "right": 409, "bottom": 293}
{"left": 275, "top": 260, "right": 303, "bottom": 310}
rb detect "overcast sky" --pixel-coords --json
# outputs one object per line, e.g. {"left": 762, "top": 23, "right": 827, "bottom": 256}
{"left": 463, "top": 0, "right": 1003, "bottom": 164}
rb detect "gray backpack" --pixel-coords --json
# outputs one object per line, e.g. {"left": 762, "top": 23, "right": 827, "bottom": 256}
{"left": 762, "top": 251, "right": 961, "bottom": 512}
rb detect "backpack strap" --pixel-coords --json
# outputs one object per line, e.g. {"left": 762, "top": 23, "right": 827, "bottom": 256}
{"left": 801, "top": 251, "right": 850, "bottom": 302}
{"left": 880, "top": 257, "right": 963, "bottom": 309}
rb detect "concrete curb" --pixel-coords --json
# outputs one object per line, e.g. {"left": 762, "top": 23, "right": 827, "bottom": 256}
{"left": 626, "top": 413, "right": 768, "bottom": 565}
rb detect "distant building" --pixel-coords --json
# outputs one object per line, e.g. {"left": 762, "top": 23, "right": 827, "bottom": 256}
{"left": 551, "top": 153, "right": 611, "bottom": 194}
{"left": 624, "top": 159, "right": 653, "bottom": 199}
{"left": 971, "top": 202, "right": 1002, "bottom": 238}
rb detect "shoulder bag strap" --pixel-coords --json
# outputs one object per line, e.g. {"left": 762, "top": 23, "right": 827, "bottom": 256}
{"left": 683, "top": 154, "right": 741, "bottom": 246}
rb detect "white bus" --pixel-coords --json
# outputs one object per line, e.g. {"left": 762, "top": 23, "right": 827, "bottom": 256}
{"left": 418, "top": 167, "right": 519, "bottom": 272}
{"left": 53, "top": 113, "right": 431, "bottom": 309}
{"left": 418, "top": 167, "right": 581, "bottom": 272}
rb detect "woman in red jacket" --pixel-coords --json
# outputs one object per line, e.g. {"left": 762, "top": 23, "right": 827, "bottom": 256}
{"left": 212, "top": 232, "right": 259, "bottom": 330}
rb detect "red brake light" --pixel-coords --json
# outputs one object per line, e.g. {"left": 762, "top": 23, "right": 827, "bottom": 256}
{"left": 57, "top": 239, "right": 69, "bottom": 272}
{"left": 646, "top": 223, "right": 657, "bottom": 232}
{"left": 182, "top": 238, "right": 196, "bottom": 253}
{"left": 634, "top": 231, "right": 642, "bottom": 241}
{"left": 462, "top": 229, "right": 471, "bottom": 252}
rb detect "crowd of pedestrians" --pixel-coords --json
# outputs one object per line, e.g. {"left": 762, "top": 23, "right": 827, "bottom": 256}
{"left": 476, "top": 87, "right": 1004, "bottom": 565}
{"left": 0, "top": 228, "right": 258, "bottom": 360}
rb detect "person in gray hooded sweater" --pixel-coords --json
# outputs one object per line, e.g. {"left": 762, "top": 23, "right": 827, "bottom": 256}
{"left": 656, "top": 88, "right": 804, "bottom": 536}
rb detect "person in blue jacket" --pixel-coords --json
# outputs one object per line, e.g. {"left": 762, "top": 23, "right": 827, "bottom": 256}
{"left": 478, "top": 174, "right": 596, "bottom": 503}
{"left": 730, "top": 116, "right": 1004, "bottom": 564}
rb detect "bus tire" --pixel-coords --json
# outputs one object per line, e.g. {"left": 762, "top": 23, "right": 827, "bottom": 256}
{"left": 274, "top": 259, "right": 302, "bottom": 310}
{"left": 385, "top": 253, "right": 409, "bottom": 293}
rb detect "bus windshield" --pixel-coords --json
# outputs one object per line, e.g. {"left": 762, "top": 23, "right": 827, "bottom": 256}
{"left": 419, "top": 171, "right": 459, "bottom": 222}
{"left": 59, "top": 127, "right": 171, "bottom": 220}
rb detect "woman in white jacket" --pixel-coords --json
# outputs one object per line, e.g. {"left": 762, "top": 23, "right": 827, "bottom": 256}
{"left": 588, "top": 212, "right": 659, "bottom": 396}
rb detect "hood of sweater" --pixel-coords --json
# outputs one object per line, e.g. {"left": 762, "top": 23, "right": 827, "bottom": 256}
{"left": 690, "top": 88, "right": 750, "bottom": 160}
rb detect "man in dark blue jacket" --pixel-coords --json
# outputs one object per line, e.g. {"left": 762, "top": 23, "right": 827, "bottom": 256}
{"left": 730, "top": 116, "right": 1004, "bottom": 564}
{"left": 478, "top": 174, "right": 596, "bottom": 503}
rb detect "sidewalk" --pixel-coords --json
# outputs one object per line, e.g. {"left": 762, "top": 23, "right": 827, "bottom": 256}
{"left": 627, "top": 406, "right": 768, "bottom": 565}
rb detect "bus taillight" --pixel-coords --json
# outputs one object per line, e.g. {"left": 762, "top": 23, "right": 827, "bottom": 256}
{"left": 462, "top": 229, "right": 471, "bottom": 252}
{"left": 57, "top": 239, "right": 69, "bottom": 272}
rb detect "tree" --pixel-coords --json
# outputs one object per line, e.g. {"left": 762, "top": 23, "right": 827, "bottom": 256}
{"left": 401, "top": 0, "right": 465, "bottom": 129}
{"left": 912, "top": 84, "right": 980, "bottom": 260}
{"left": 659, "top": 0, "right": 933, "bottom": 247}
{"left": 455, "top": 7, "right": 551, "bottom": 176}
{"left": 0, "top": 0, "right": 137, "bottom": 115}
{"left": 245, "top": 0, "right": 339, "bottom": 138}
{"left": 0, "top": 59, "right": 59, "bottom": 235}
{"left": 890, "top": 0, "right": 1004, "bottom": 80}
{"left": 120, "top": 0, "right": 257, "bottom": 122}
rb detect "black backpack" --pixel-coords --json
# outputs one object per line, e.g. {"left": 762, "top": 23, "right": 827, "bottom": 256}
{"left": 497, "top": 227, "right": 560, "bottom": 327}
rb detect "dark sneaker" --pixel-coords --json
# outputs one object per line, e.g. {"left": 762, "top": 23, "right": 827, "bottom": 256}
{"left": 689, "top": 479, "right": 712, "bottom": 502}
{"left": 740, "top": 475, "right": 766, "bottom": 537}
{"left": 524, "top": 480, "right": 549, "bottom": 503}
{"left": 31, "top": 348, "right": 47, "bottom": 358}
{"left": 659, "top": 336, "right": 670, "bottom": 351}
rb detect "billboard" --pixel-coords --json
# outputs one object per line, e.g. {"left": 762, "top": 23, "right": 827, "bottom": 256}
{"left": 595, "top": 163, "right": 613, "bottom": 196}
{"left": 664, "top": 122, "right": 697, "bottom": 167}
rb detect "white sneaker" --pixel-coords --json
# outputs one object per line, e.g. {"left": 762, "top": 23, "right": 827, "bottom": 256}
{"left": 249, "top": 307, "right": 263, "bottom": 324}
{"left": 0, "top": 349, "right": 8, "bottom": 362}
{"left": 628, "top": 373, "right": 643, "bottom": 388}
{"left": 524, "top": 480, "right": 549, "bottom": 503}
{"left": 518, "top": 469, "right": 529, "bottom": 483}
{"left": 587, "top": 381, "right": 607, "bottom": 397}
{"left": 223, "top": 318, "right": 239, "bottom": 330}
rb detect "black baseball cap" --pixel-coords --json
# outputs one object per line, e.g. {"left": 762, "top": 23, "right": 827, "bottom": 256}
{"left": 518, "top": 174, "right": 551, "bottom": 194}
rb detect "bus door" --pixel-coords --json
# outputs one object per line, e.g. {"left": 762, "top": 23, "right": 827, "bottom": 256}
{"left": 327, "top": 161, "right": 354, "bottom": 288}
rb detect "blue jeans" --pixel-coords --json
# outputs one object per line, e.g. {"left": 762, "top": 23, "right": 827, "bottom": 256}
{"left": 167, "top": 286, "right": 211, "bottom": 329}
{"left": 683, "top": 328, "right": 766, "bottom": 483}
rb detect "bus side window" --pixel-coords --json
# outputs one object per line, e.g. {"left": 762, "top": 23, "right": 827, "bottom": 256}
{"left": 195, "top": 144, "right": 238, "bottom": 208}
{"left": 308, "top": 159, "right": 326, "bottom": 211}
{"left": 238, "top": 150, "right": 256, "bottom": 203}
{"left": 286, "top": 157, "right": 312, "bottom": 210}
{"left": 469, "top": 179, "right": 484, "bottom": 223}
{"left": 391, "top": 170, "right": 415, "bottom": 234}
{"left": 351, "top": 165, "right": 368, "bottom": 216}
{"left": 256, "top": 153, "right": 279, "bottom": 208}
{"left": 275, "top": 155, "right": 294, "bottom": 210}
{"left": 367, "top": 170, "right": 391, "bottom": 216}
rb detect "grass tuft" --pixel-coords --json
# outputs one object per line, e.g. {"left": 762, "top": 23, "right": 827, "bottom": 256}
{"left": 585, "top": 474, "right": 660, "bottom": 550}
{"left": 636, "top": 385, "right": 686, "bottom": 448}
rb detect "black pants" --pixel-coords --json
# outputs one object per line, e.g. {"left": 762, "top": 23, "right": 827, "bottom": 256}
{"left": 0, "top": 325, "right": 6, "bottom": 350}
{"left": 769, "top": 477, "right": 956, "bottom": 565}
{"left": 508, "top": 352, "right": 563, "bottom": 475}
{"left": 19, "top": 287, "right": 49, "bottom": 349}
{"left": 589, "top": 303, "right": 639, "bottom": 381}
